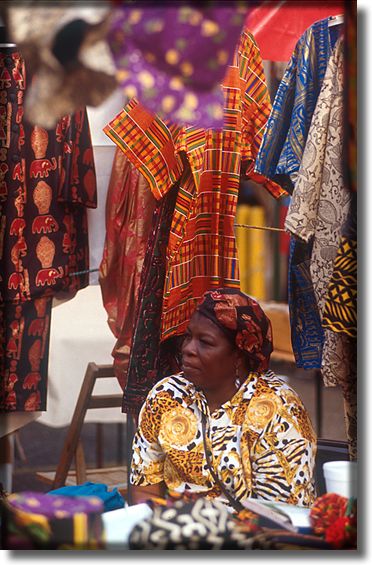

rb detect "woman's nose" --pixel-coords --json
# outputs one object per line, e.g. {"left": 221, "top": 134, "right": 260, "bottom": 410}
{"left": 181, "top": 336, "right": 196, "bottom": 357}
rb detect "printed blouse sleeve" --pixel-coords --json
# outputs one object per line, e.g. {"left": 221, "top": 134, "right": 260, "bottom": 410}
{"left": 246, "top": 386, "right": 317, "bottom": 507}
{"left": 130, "top": 392, "right": 166, "bottom": 487}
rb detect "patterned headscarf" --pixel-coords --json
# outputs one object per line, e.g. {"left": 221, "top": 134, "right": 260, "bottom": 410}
{"left": 196, "top": 288, "right": 273, "bottom": 372}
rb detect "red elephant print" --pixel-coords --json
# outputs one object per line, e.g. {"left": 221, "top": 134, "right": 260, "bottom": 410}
{"left": 30, "top": 157, "right": 58, "bottom": 179}
{"left": 32, "top": 214, "right": 59, "bottom": 234}
{"left": 23, "top": 372, "right": 41, "bottom": 390}
{"left": 35, "top": 266, "right": 64, "bottom": 287}
{"left": 10, "top": 217, "right": 26, "bottom": 236}
{"left": 8, "top": 271, "right": 24, "bottom": 290}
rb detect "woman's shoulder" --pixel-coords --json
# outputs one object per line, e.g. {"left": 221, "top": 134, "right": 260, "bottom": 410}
{"left": 255, "top": 370, "right": 304, "bottom": 402}
{"left": 147, "top": 373, "right": 194, "bottom": 399}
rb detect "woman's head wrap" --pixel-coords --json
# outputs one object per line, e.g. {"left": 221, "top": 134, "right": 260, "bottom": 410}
{"left": 195, "top": 288, "right": 273, "bottom": 372}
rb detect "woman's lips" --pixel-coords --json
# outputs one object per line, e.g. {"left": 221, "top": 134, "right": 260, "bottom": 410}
{"left": 182, "top": 362, "right": 200, "bottom": 373}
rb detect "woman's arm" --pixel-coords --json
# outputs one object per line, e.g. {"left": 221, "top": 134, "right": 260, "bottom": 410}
{"left": 129, "top": 482, "right": 167, "bottom": 506}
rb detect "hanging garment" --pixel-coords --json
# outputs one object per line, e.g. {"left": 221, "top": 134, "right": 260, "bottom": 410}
{"left": 250, "top": 17, "right": 342, "bottom": 197}
{"left": 322, "top": 196, "right": 357, "bottom": 339}
{"left": 99, "top": 149, "right": 156, "bottom": 389}
{"left": 285, "top": 37, "right": 351, "bottom": 353}
{"left": 122, "top": 182, "right": 179, "bottom": 414}
{"left": 105, "top": 28, "right": 271, "bottom": 343}
{"left": 107, "top": 5, "right": 247, "bottom": 129}
{"left": 285, "top": 38, "right": 356, "bottom": 458}
{"left": 104, "top": 29, "right": 272, "bottom": 413}
{"left": 249, "top": 18, "right": 342, "bottom": 369}
{"left": 0, "top": 49, "right": 97, "bottom": 412}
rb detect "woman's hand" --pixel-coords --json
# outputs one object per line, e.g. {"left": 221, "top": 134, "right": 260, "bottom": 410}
{"left": 129, "top": 482, "right": 167, "bottom": 506}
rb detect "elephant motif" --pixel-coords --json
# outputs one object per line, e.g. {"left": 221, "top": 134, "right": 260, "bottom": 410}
{"left": 23, "top": 372, "right": 41, "bottom": 391}
{"left": 30, "top": 157, "right": 58, "bottom": 179}
{"left": 10, "top": 217, "right": 26, "bottom": 236}
{"left": 8, "top": 271, "right": 24, "bottom": 290}
{"left": 32, "top": 214, "right": 59, "bottom": 234}
{"left": 35, "top": 266, "right": 64, "bottom": 286}
{"left": 28, "top": 318, "right": 45, "bottom": 337}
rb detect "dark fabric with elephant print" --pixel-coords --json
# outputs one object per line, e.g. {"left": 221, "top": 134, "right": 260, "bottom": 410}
{"left": 0, "top": 50, "right": 97, "bottom": 304}
{"left": 0, "top": 49, "right": 97, "bottom": 412}
{"left": 0, "top": 297, "right": 52, "bottom": 412}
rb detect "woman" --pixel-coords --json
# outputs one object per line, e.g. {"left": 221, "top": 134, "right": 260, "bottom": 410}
{"left": 130, "top": 289, "right": 317, "bottom": 510}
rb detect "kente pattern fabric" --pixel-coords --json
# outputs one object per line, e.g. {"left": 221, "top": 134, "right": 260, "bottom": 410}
{"left": 122, "top": 183, "right": 179, "bottom": 415}
{"left": 128, "top": 497, "right": 260, "bottom": 550}
{"left": 99, "top": 149, "right": 156, "bottom": 390}
{"left": 1, "top": 491, "right": 104, "bottom": 550}
{"left": 195, "top": 288, "right": 273, "bottom": 372}
{"left": 108, "top": 5, "right": 247, "bottom": 129}
{"left": 104, "top": 28, "right": 272, "bottom": 344}
{"left": 287, "top": 238, "right": 324, "bottom": 370}
{"left": 0, "top": 49, "right": 97, "bottom": 412}
{"left": 131, "top": 372, "right": 317, "bottom": 509}
{"left": 252, "top": 17, "right": 341, "bottom": 198}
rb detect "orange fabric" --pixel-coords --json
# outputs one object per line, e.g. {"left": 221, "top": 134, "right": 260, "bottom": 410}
{"left": 104, "top": 29, "right": 272, "bottom": 343}
{"left": 99, "top": 149, "right": 156, "bottom": 388}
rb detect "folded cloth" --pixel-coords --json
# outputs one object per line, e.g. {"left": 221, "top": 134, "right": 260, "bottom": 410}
{"left": 1, "top": 491, "right": 104, "bottom": 549}
{"left": 48, "top": 482, "right": 125, "bottom": 513}
{"left": 128, "top": 497, "right": 260, "bottom": 550}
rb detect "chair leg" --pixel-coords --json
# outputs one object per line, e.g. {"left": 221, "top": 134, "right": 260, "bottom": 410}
{"left": 75, "top": 440, "right": 87, "bottom": 484}
{"left": 52, "top": 362, "right": 98, "bottom": 489}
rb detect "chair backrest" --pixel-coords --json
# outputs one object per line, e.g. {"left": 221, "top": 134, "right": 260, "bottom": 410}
{"left": 315, "top": 438, "right": 350, "bottom": 496}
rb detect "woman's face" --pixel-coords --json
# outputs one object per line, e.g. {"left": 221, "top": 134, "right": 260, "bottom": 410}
{"left": 181, "top": 312, "right": 238, "bottom": 393}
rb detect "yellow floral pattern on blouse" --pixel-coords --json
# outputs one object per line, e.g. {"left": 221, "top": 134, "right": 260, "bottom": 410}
{"left": 131, "top": 371, "right": 317, "bottom": 509}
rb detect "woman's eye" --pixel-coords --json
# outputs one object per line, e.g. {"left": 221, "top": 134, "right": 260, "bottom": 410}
{"left": 200, "top": 338, "right": 214, "bottom": 346}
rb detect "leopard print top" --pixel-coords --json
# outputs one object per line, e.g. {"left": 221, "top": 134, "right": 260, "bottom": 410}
{"left": 131, "top": 371, "right": 317, "bottom": 509}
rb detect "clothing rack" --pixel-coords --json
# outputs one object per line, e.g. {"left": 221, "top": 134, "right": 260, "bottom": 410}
{"left": 328, "top": 14, "right": 344, "bottom": 27}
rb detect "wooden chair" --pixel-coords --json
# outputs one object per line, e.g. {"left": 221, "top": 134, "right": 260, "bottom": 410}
{"left": 36, "top": 362, "right": 127, "bottom": 494}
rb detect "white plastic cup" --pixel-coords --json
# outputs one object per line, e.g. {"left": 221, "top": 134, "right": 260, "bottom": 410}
{"left": 323, "top": 461, "right": 358, "bottom": 498}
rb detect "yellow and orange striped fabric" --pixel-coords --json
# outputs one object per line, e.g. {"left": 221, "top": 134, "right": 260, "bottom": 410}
{"left": 104, "top": 29, "right": 271, "bottom": 342}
